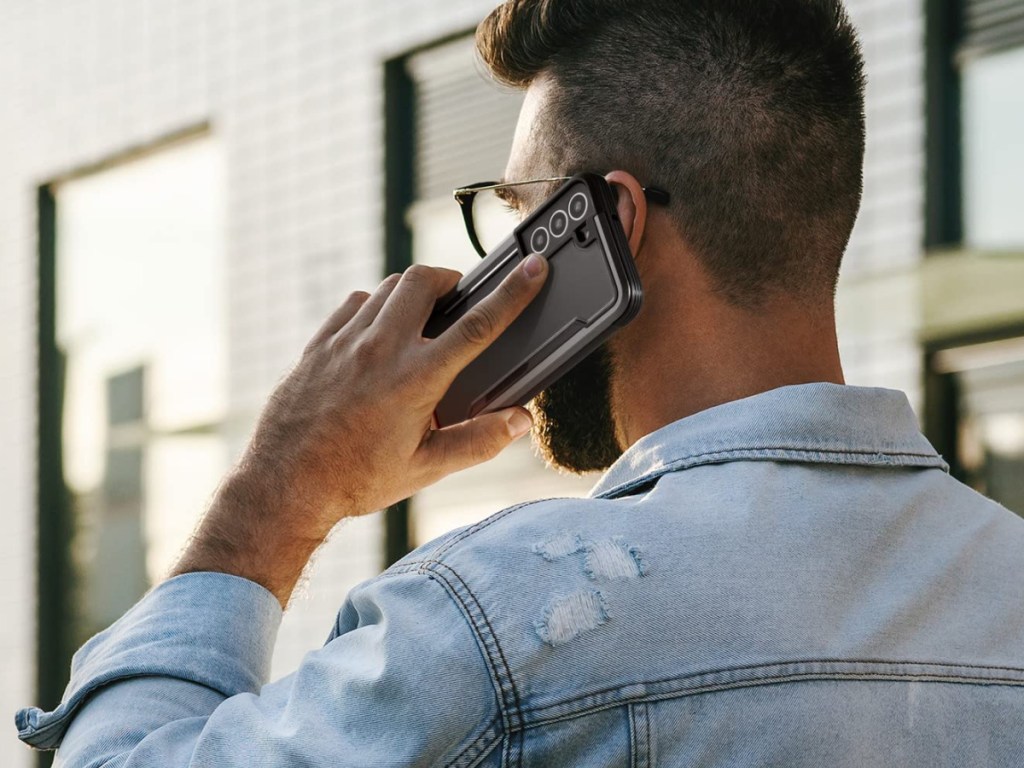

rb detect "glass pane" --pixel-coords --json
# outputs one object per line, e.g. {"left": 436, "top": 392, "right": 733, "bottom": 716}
{"left": 407, "top": 195, "right": 482, "bottom": 274}
{"left": 956, "top": 354, "right": 1024, "bottom": 517}
{"left": 56, "top": 137, "right": 227, "bottom": 647}
{"left": 962, "top": 45, "right": 1024, "bottom": 249}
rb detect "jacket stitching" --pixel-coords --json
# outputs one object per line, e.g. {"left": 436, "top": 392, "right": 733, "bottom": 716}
{"left": 645, "top": 700, "right": 653, "bottom": 767}
{"left": 430, "top": 500, "right": 538, "bottom": 559}
{"left": 520, "top": 667, "right": 1024, "bottom": 729}
{"left": 420, "top": 561, "right": 524, "bottom": 733}
{"left": 626, "top": 708, "right": 634, "bottom": 768}
{"left": 417, "top": 568, "right": 512, "bottom": 736}
{"left": 384, "top": 571, "right": 504, "bottom": 768}
{"left": 462, "top": 732, "right": 502, "bottom": 768}
{"left": 638, "top": 702, "right": 652, "bottom": 768}
{"left": 430, "top": 497, "right": 582, "bottom": 560}
{"left": 373, "top": 570, "right": 1024, "bottom": 740}
{"left": 445, "top": 715, "right": 502, "bottom": 768}
{"left": 654, "top": 446, "right": 943, "bottom": 463}
{"left": 597, "top": 448, "right": 949, "bottom": 498}
{"left": 536, "top": 656, "right": 1024, "bottom": 695}
{"left": 426, "top": 561, "right": 525, "bottom": 727}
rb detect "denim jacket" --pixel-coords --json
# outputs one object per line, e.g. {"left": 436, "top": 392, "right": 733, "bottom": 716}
{"left": 16, "top": 383, "right": 1024, "bottom": 766}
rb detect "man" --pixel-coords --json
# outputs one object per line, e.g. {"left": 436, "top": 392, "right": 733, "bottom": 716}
{"left": 17, "top": 0, "right": 1024, "bottom": 765}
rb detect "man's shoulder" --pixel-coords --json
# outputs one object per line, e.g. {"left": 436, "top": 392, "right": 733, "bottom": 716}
{"left": 386, "top": 493, "right": 617, "bottom": 574}
{"left": 379, "top": 492, "right": 657, "bottom": 663}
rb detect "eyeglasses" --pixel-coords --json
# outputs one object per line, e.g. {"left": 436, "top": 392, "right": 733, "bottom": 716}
{"left": 453, "top": 175, "right": 671, "bottom": 258}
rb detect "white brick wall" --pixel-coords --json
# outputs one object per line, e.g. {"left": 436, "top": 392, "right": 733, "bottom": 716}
{"left": 0, "top": 1, "right": 928, "bottom": 764}
{"left": 840, "top": 0, "right": 928, "bottom": 411}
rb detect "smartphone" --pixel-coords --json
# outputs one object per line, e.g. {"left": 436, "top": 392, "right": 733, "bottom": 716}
{"left": 423, "top": 172, "right": 643, "bottom": 429}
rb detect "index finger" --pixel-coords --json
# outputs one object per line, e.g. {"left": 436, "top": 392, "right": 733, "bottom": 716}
{"left": 431, "top": 253, "right": 549, "bottom": 377}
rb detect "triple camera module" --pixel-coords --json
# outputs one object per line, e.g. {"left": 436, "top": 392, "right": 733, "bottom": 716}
{"left": 527, "top": 190, "right": 590, "bottom": 256}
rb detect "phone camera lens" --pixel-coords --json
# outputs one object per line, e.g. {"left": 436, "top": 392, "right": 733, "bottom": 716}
{"left": 568, "top": 192, "right": 589, "bottom": 220}
{"left": 530, "top": 227, "right": 550, "bottom": 254}
{"left": 549, "top": 210, "right": 569, "bottom": 238}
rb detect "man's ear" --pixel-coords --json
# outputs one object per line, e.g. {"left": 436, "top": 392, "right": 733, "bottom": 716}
{"left": 604, "top": 170, "right": 647, "bottom": 257}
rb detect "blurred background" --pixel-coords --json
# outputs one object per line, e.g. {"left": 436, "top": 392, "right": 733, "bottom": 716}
{"left": 0, "top": 1, "right": 1022, "bottom": 765}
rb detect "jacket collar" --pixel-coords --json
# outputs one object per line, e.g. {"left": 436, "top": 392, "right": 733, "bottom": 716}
{"left": 587, "top": 383, "right": 950, "bottom": 500}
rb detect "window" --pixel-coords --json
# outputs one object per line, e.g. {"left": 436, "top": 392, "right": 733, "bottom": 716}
{"left": 960, "top": 1, "right": 1024, "bottom": 249}
{"left": 37, "top": 135, "right": 227, "bottom": 711}
{"left": 923, "top": 1, "right": 1024, "bottom": 518}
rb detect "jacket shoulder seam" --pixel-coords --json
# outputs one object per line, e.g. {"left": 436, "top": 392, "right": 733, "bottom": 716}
{"left": 418, "top": 559, "right": 526, "bottom": 735}
{"left": 338, "top": 565, "right": 508, "bottom": 765}
{"left": 519, "top": 658, "right": 1024, "bottom": 728}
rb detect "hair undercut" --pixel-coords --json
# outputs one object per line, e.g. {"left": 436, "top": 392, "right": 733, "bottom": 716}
{"left": 476, "top": 0, "right": 867, "bottom": 308}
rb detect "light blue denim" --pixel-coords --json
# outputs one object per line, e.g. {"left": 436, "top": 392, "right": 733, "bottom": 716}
{"left": 16, "top": 383, "right": 1024, "bottom": 766}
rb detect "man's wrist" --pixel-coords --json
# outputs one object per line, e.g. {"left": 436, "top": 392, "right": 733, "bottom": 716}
{"left": 170, "top": 465, "right": 332, "bottom": 609}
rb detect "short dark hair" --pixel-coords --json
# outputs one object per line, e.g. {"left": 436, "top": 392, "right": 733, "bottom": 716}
{"left": 476, "top": 0, "right": 866, "bottom": 308}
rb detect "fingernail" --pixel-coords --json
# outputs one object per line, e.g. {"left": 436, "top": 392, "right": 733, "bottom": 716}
{"left": 522, "top": 253, "right": 546, "bottom": 279}
{"left": 506, "top": 409, "right": 533, "bottom": 437}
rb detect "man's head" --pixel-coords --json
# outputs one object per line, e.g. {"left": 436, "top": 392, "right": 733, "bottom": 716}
{"left": 476, "top": 0, "right": 866, "bottom": 474}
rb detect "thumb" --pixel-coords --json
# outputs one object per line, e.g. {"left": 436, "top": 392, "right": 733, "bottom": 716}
{"left": 419, "top": 407, "right": 533, "bottom": 478}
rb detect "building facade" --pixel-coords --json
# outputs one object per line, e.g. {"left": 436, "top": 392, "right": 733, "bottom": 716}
{"left": 0, "top": 1, "right": 1021, "bottom": 766}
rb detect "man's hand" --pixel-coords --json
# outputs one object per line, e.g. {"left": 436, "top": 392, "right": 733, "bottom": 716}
{"left": 171, "top": 255, "right": 549, "bottom": 607}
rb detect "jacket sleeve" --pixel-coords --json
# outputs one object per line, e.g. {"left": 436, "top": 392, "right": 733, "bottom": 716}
{"left": 16, "top": 566, "right": 504, "bottom": 767}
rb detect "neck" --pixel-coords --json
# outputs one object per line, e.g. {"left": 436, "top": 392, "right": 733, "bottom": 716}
{"left": 609, "top": 282, "right": 845, "bottom": 451}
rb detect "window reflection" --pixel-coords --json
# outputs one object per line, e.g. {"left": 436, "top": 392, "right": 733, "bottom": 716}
{"left": 939, "top": 339, "right": 1024, "bottom": 518}
{"left": 55, "top": 137, "right": 226, "bottom": 646}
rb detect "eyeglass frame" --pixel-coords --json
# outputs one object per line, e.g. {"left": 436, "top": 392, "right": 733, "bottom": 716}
{"left": 453, "top": 175, "right": 671, "bottom": 258}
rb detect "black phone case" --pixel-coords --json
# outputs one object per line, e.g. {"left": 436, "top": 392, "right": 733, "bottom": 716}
{"left": 423, "top": 172, "right": 643, "bottom": 428}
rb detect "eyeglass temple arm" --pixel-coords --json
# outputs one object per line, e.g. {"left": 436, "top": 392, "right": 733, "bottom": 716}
{"left": 641, "top": 186, "right": 671, "bottom": 206}
{"left": 455, "top": 180, "right": 670, "bottom": 260}
{"left": 454, "top": 187, "right": 489, "bottom": 258}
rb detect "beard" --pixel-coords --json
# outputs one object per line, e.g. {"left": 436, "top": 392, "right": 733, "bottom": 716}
{"left": 526, "top": 340, "right": 624, "bottom": 474}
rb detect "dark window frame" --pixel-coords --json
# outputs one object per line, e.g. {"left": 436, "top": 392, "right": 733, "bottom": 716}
{"left": 921, "top": 0, "right": 963, "bottom": 469}
{"left": 36, "top": 183, "right": 75, "bottom": 737}
{"left": 924, "top": 0, "right": 964, "bottom": 250}
{"left": 382, "top": 54, "right": 415, "bottom": 569}
{"left": 922, "top": 0, "right": 967, "bottom": 470}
